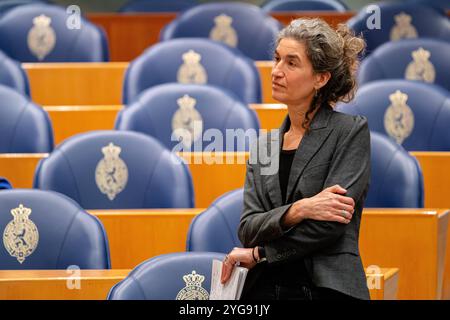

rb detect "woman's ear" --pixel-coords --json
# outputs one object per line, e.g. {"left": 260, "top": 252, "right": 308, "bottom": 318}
{"left": 314, "top": 71, "right": 331, "bottom": 90}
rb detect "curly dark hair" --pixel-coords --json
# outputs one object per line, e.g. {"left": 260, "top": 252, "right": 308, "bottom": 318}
{"left": 275, "top": 18, "right": 366, "bottom": 129}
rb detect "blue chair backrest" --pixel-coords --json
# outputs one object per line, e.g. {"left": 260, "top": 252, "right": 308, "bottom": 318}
{"left": 0, "top": 3, "right": 109, "bottom": 62}
{"left": 0, "top": 49, "right": 30, "bottom": 96}
{"left": 358, "top": 38, "right": 450, "bottom": 92}
{"left": 337, "top": 80, "right": 450, "bottom": 151}
{"left": 0, "top": 177, "right": 12, "bottom": 189}
{"left": 0, "top": 189, "right": 110, "bottom": 269}
{"left": 0, "top": 0, "right": 50, "bottom": 16}
{"left": 123, "top": 38, "right": 261, "bottom": 104}
{"left": 347, "top": 2, "right": 450, "bottom": 56}
{"left": 107, "top": 252, "right": 225, "bottom": 300}
{"left": 0, "top": 84, "right": 53, "bottom": 153}
{"left": 119, "top": 0, "right": 197, "bottom": 13}
{"left": 262, "top": 0, "right": 348, "bottom": 12}
{"left": 366, "top": 131, "right": 423, "bottom": 207}
{"left": 116, "top": 83, "right": 260, "bottom": 151}
{"left": 160, "top": 2, "right": 282, "bottom": 60}
{"left": 187, "top": 189, "right": 243, "bottom": 253}
{"left": 410, "top": 0, "right": 450, "bottom": 11}
{"left": 34, "top": 130, "right": 194, "bottom": 209}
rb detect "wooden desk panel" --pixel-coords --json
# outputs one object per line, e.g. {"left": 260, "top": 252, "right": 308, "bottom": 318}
{"left": 0, "top": 267, "right": 395, "bottom": 300}
{"left": 90, "top": 209, "right": 202, "bottom": 269}
{"left": 250, "top": 103, "right": 287, "bottom": 130}
{"left": 367, "top": 267, "right": 399, "bottom": 300}
{"left": 44, "top": 105, "right": 122, "bottom": 145}
{"left": 24, "top": 62, "right": 127, "bottom": 106}
{"left": 360, "top": 208, "right": 449, "bottom": 300}
{"left": 0, "top": 269, "right": 129, "bottom": 300}
{"left": 0, "top": 153, "right": 47, "bottom": 189}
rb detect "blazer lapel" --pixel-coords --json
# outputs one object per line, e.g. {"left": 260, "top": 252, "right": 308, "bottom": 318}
{"left": 285, "top": 105, "right": 334, "bottom": 203}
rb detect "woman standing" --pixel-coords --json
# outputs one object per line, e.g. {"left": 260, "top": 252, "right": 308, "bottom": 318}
{"left": 221, "top": 18, "right": 370, "bottom": 300}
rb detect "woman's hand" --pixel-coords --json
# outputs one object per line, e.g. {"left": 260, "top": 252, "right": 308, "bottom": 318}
{"left": 221, "top": 247, "right": 257, "bottom": 284}
{"left": 282, "top": 184, "right": 355, "bottom": 228}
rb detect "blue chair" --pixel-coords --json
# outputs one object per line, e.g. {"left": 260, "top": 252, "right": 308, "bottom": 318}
{"left": 347, "top": 2, "right": 450, "bottom": 56}
{"left": 160, "top": 2, "right": 282, "bottom": 60}
{"left": 107, "top": 252, "right": 224, "bottom": 300}
{"left": 0, "top": 189, "right": 110, "bottom": 269}
{"left": 187, "top": 134, "right": 423, "bottom": 253}
{"left": 0, "top": 3, "right": 108, "bottom": 62}
{"left": 0, "top": 84, "right": 53, "bottom": 153}
{"left": 0, "top": 49, "right": 30, "bottom": 96}
{"left": 0, "top": 177, "right": 12, "bottom": 189}
{"left": 262, "top": 0, "right": 348, "bottom": 12}
{"left": 187, "top": 189, "right": 242, "bottom": 253}
{"left": 365, "top": 131, "right": 423, "bottom": 208}
{"left": 116, "top": 83, "right": 260, "bottom": 151}
{"left": 410, "top": 0, "right": 450, "bottom": 11}
{"left": 336, "top": 80, "right": 450, "bottom": 151}
{"left": 358, "top": 39, "right": 450, "bottom": 92}
{"left": 119, "top": 0, "right": 197, "bottom": 13}
{"left": 123, "top": 38, "right": 261, "bottom": 104}
{"left": 34, "top": 130, "right": 194, "bottom": 209}
{"left": 0, "top": 0, "right": 50, "bottom": 15}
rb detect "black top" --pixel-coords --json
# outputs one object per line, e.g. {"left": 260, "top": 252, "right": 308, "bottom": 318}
{"left": 253, "top": 148, "right": 311, "bottom": 288}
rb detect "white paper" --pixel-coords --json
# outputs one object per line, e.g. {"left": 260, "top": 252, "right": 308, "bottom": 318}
{"left": 209, "top": 259, "right": 248, "bottom": 300}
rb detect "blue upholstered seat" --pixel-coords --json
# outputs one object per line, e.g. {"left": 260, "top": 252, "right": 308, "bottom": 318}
{"left": 0, "top": 3, "right": 109, "bottom": 62}
{"left": 0, "top": 49, "right": 30, "bottom": 96}
{"left": 0, "top": 189, "right": 110, "bottom": 269}
{"left": 262, "top": 0, "right": 348, "bottom": 12}
{"left": 0, "top": 84, "right": 53, "bottom": 153}
{"left": 187, "top": 189, "right": 243, "bottom": 253}
{"left": 119, "top": 0, "right": 197, "bottom": 13}
{"left": 160, "top": 2, "right": 282, "bottom": 60}
{"left": 337, "top": 80, "right": 450, "bottom": 151}
{"left": 358, "top": 39, "right": 450, "bottom": 92}
{"left": 347, "top": 2, "right": 450, "bottom": 56}
{"left": 107, "top": 252, "right": 224, "bottom": 300}
{"left": 34, "top": 130, "right": 194, "bottom": 209}
{"left": 0, "top": 177, "right": 12, "bottom": 189}
{"left": 116, "top": 83, "right": 260, "bottom": 151}
{"left": 123, "top": 38, "right": 261, "bottom": 104}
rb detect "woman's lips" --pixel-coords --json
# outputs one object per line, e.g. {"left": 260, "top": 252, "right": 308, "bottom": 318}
{"left": 272, "top": 82, "right": 285, "bottom": 88}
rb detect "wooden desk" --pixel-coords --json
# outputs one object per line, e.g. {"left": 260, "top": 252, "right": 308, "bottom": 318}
{"left": 360, "top": 208, "right": 449, "bottom": 300}
{"left": 88, "top": 12, "right": 354, "bottom": 62}
{"left": 0, "top": 269, "right": 130, "bottom": 300}
{"left": 90, "top": 209, "right": 203, "bottom": 269}
{"left": 0, "top": 267, "right": 395, "bottom": 300}
{"left": 366, "top": 267, "right": 399, "bottom": 300}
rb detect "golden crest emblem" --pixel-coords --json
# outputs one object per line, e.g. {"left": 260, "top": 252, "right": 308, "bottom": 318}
{"left": 176, "top": 270, "right": 209, "bottom": 300}
{"left": 172, "top": 94, "right": 203, "bottom": 148}
{"left": 177, "top": 50, "right": 208, "bottom": 84}
{"left": 27, "top": 14, "right": 56, "bottom": 61}
{"left": 3, "top": 204, "right": 39, "bottom": 264}
{"left": 384, "top": 90, "right": 415, "bottom": 145}
{"left": 390, "top": 12, "right": 418, "bottom": 41}
{"left": 405, "top": 47, "right": 436, "bottom": 83}
{"left": 95, "top": 143, "right": 128, "bottom": 201}
{"left": 209, "top": 14, "right": 238, "bottom": 48}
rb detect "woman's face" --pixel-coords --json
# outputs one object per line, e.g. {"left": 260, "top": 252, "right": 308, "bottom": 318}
{"left": 271, "top": 38, "right": 317, "bottom": 106}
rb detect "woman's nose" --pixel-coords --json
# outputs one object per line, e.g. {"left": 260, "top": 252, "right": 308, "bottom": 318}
{"left": 272, "top": 64, "right": 284, "bottom": 78}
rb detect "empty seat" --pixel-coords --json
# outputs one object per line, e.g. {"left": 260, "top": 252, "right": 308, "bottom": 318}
{"left": 358, "top": 38, "right": 450, "bottom": 92}
{"left": 123, "top": 38, "right": 261, "bottom": 104}
{"left": 0, "top": 49, "right": 30, "bottom": 96}
{"left": 0, "top": 84, "right": 53, "bottom": 153}
{"left": 34, "top": 130, "right": 194, "bottom": 209}
{"left": 0, "top": 177, "right": 12, "bottom": 189}
{"left": 0, "top": 3, "right": 109, "bottom": 62}
{"left": 160, "top": 2, "right": 282, "bottom": 60}
{"left": 337, "top": 80, "right": 450, "bottom": 151}
{"left": 0, "top": 189, "right": 110, "bottom": 269}
{"left": 108, "top": 252, "right": 224, "bottom": 300}
{"left": 262, "top": 0, "right": 348, "bottom": 12}
{"left": 347, "top": 2, "right": 450, "bottom": 56}
{"left": 116, "top": 83, "right": 260, "bottom": 151}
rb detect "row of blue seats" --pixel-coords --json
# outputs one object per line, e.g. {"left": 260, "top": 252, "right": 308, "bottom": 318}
{"left": 0, "top": 1, "right": 448, "bottom": 62}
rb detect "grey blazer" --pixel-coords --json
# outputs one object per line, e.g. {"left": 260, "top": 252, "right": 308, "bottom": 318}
{"left": 238, "top": 104, "right": 371, "bottom": 300}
